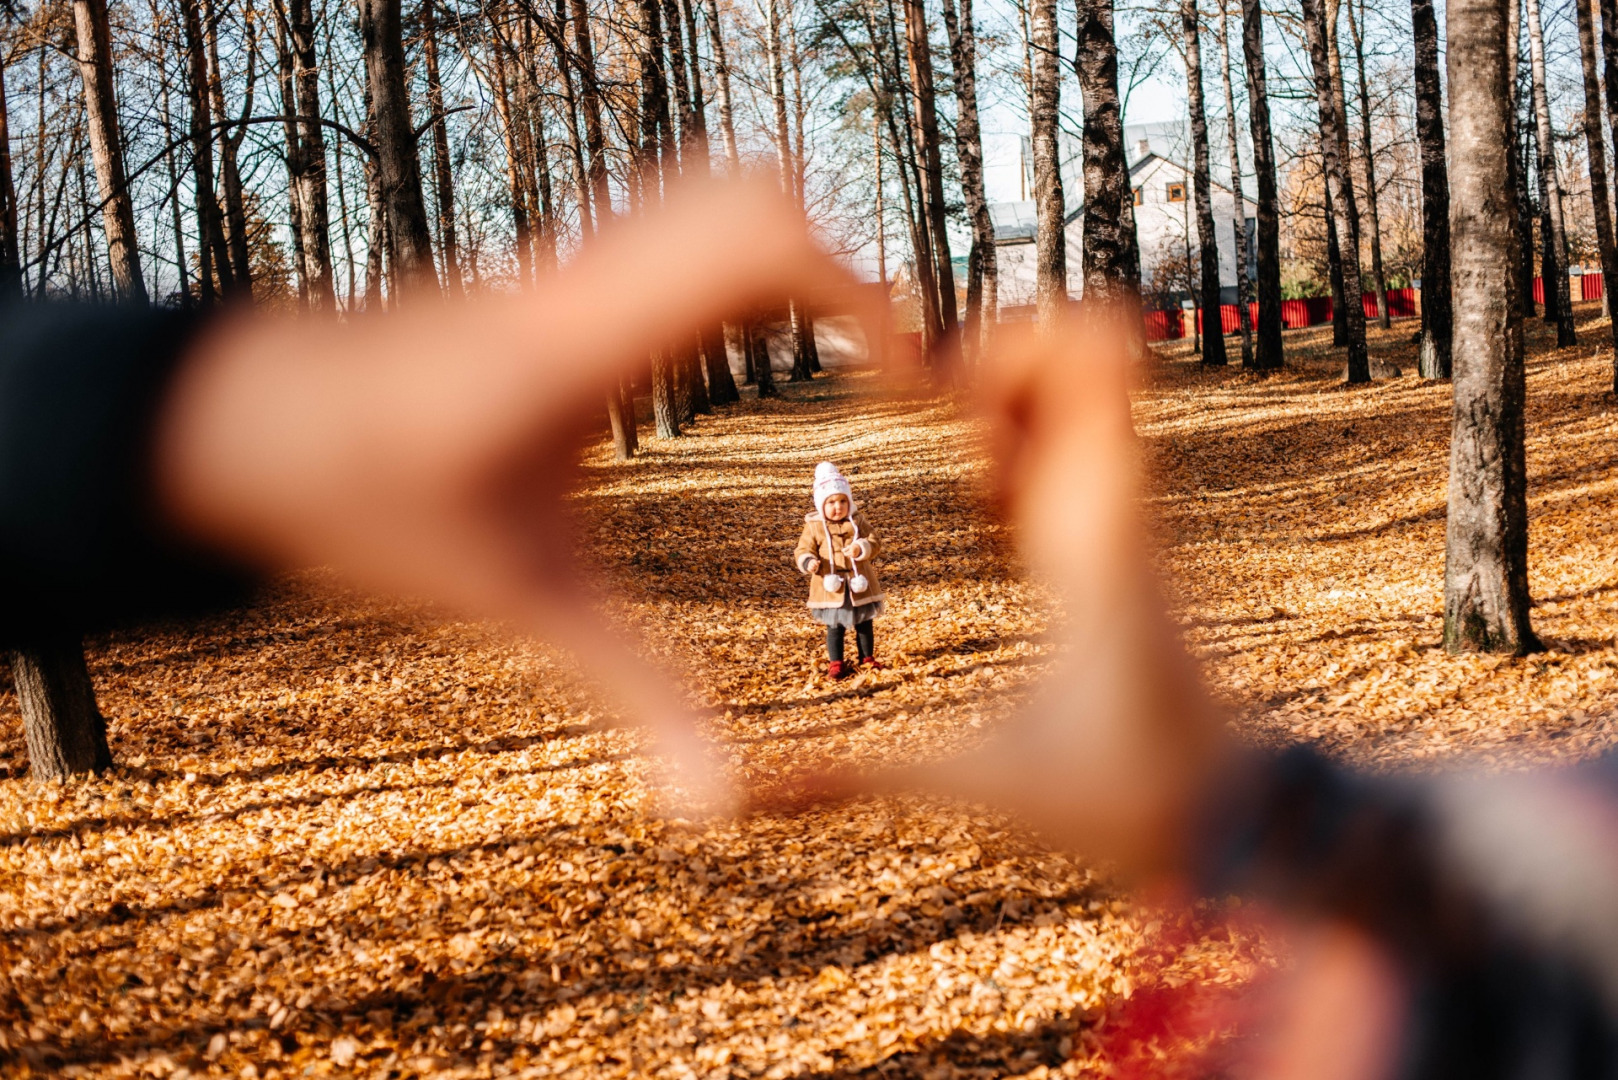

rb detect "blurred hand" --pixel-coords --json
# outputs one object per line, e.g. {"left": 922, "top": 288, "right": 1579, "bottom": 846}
{"left": 153, "top": 180, "right": 879, "bottom": 807}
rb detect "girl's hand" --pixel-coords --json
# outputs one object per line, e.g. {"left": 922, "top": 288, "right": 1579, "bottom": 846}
{"left": 840, "top": 543, "right": 859, "bottom": 559}
{"left": 804, "top": 557, "right": 824, "bottom": 575}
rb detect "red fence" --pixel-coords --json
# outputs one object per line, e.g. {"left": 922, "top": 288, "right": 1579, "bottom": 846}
{"left": 1530, "top": 274, "right": 1607, "bottom": 302}
{"left": 1151, "top": 287, "right": 1422, "bottom": 342}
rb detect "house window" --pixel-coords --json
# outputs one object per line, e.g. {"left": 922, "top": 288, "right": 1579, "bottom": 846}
{"left": 1133, "top": 186, "right": 1144, "bottom": 206}
{"left": 1166, "top": 182, "right": 1186, "bottom": 203}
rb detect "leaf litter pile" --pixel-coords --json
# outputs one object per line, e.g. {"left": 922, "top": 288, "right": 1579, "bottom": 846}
{"left": 2, "top": 308, "right": 1617, "bottom": 1079}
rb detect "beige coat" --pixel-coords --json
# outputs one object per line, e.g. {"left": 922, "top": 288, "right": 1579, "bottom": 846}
{"left": 794, "top": 510, "right": 885, "bottom": 609}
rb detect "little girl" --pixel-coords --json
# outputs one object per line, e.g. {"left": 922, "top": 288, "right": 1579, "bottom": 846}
{"left": 794, "top": 462, "right": 887, "bottom": 679}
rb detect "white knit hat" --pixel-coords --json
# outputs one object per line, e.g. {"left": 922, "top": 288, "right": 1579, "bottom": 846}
{"left": 812, "top": 461, "right": 855, "bottom": 516}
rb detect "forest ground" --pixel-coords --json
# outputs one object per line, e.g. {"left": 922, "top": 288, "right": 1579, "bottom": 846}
{"left": 1, "top": 304, "right": 1616, "bottom": 1079}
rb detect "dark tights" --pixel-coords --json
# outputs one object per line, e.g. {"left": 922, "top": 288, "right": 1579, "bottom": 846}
{"left": 827, "top": 620, "right": 874, "bottom": 661}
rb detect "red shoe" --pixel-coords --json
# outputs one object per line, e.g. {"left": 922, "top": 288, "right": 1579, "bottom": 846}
{"left": 860, "top": 656, "right": 887, "bottom": 671}
{"left": 827, "top": 660, "right": 852, "bottom": 680}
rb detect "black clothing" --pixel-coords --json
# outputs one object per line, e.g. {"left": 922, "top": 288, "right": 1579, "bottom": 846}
{"left": 1198, "top": 747, "right": 1618, "bottom": 1079}
{"left": 0, "top": 303, "right": 254, "bottom": 645}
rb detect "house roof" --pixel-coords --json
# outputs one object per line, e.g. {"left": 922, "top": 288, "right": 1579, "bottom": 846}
{"left": 990, "top": 150, "right": 1248, "bottom": 245}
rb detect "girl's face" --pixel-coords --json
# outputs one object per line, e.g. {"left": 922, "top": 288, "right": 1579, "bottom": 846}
{"left": 823, "top": 494, "right": 851, "bottom": 521}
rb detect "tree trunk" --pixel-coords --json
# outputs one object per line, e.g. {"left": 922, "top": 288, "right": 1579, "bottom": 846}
{"left": 490, "top": 30, "right": 534, "bottom": 285}
{"left": 181, "top": 0, "right": 230, "bottom": 301}
{"left": 1444, "top": 0, "right": 1539, "bottom": 656}
{"left": 0, "top": 53, "right": 20, "bottom": 300}
{"left": 902, "top": 0, "right": 958, "bottom": 337}
{"left": 1030, "top": 0, "right": 1067, "bottom": 327}
{"left": 875, "top": 114, "right": 888, "bottom": 285}
{"left": 878, "top": 0, "right": 941, "bottom": 353}
{"left": 1326, "top": 187, "right": 1347, "bottom": 345}
{"left": 1506, "top": 2, "right": 1537, "bottom": 319}
{"left": 652, "top": 351, "right": 680, "bottom": 436}
{"left": 1301, "top": 0, "right": 1370, "bottom": 382}
{"left": 1345, "top": 0, "right": 1389, "bottom": 328}
{"left": 205, "top": 0, "right": 254, "bottom": 292}
{"left": 1075, "top": 0, "right": 1137, "bottom": 312}
{"left": 753, "top": 322, "right": 779, "bottom": 397}
{"left": 569, "top": 0, "right": 612, "bottom": 222}
{"left": 1215, "top": 6, "right": 1253, "bottom": 369}
{"left": 359, "top": 0, "right": 436, "bottom": 289}
{"left": 661, "top": 0, "right": 696, "bottom": 155}
{"left": 638, "top": 0, "right": 679, "bottom": 185}
{"left": 1182, "top": 0, "right": 1227, "bottom": 366}
{"left": 764, "top": 0, "right": 815, "bottom": 376}
{"left": 517, "top": 19, "right": 558, "bottom": 271}
{"left": 73, "top": 0, "right": 147, "bottom": 303}
{"left": 1525, "top": 0, "right": 1576, "bottom": 345}
{"left": 788, "top": 299, "right": 815, "bottom": 381}
{"left": 1411, "top": 0, "right": 1453, "bottom": 377}
{"left": 1240, "top": 0, "right": 1284, "bottom": 368}
{"left": 678, "top": 0, "right": 711, "bottom": 172}
{"left": 942, "top": 0, "right": 996, "bottom": 356}
{"left": 1575, "top": 0, "right": 1618, "bottom": 374}
{"left": 362, "top": 63, "right": 390, "bottom": 308}
{"left": 422, "top": 0, "right": 461, "bottom": 294}
{"left": 290, "top": 0, "right": 334, "bottom": 306}
{"left": 12, "top": 641, "right": 112, "bottom": 781}
{"left": 1600, "top": 0, "right": 1618, "bottom": 390}
{"left": 606, "top": 390, "right": 634, "bottom": 460}
{"left": 785, "top": 15, "right": 823, "bottom": 374}
{"left": 702, "top": 0, "right": 743, "bottom": 176}
{"left": 702, "top": 324, "right": 739, "bottom": 404}
{"left": 686, "top": 342, "right": 711, "bottom": 414}
{"left": 674, "top": 346, "right": 696, "bottom": 425}
{"left": 550, "top": 0, "right": 594, "bottom": 240}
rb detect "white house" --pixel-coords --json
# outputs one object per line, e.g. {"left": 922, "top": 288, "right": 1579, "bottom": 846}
{"left": 981, "top": 123, "right": 1256, "bottom": 310}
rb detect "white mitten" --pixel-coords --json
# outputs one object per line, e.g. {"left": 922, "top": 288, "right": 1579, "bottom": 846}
{"left": 849, "top": 573, "right": 870, "bottom": 593}
{"left": 822, "top": 573, "right": 844, "bottom": 592}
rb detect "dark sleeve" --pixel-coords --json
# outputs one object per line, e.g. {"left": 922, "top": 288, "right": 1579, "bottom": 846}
{"left": 1194, "top": 748, "right": 1618, "bottom": 1078}
{"left": 0, "top": 303, "right": 257, "bottom": 646}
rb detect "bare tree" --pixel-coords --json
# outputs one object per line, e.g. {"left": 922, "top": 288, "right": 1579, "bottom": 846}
{"left": 1575, "top": 0, "right": 1618, "bottom": 372}
{"left": 1344, "top": 0, "right": 1388, "bottom": 328}
{"left": 1031, "top": 0, "right": 1066, "bottom": 327}
{"left": 1301, "top": 0, "right": 1370, "bottom": 382}
{"left": 1444, "top": 0, "right": 1538, "bottom": 655}
{"left": 1524, "top": 0, "right": 1576, "bottom": 345}
{"left": 72, "top": 0, "right": 145, "bottom": 302}
{"left": 1181, "top": 0, "right": 1227, "bottom": 366}
{"left": 359, "top": 0, "right": 436, "bottom": 288}
{"left": 1411, "top": 0, "right": 1452, "bottom": 377}
{"left": 1075, "top": 0, "right": 1136, "bottom": 311}
{"left": 1240, "top": 0, "right": 1282, "bottom": 368}
{"left": 941, "top": 0, "right": 995, "bottom": 356}
{"left": 1506, "top": 0, "right": 1536, "bottom": 318}
{"left": 901, "top": 0, "right": 957, "bottom": 339}
{"left": 421, "top": 0, "right": 461, "bottom": 294}
{"left": 1215, "top": 2, "right": 1253, "bottom": 368}
{"left": 1601, "top": 0, "right": 1618, "bottom": 389}
{"left": 0, "top": 38, "right": 19, "bottom": 299}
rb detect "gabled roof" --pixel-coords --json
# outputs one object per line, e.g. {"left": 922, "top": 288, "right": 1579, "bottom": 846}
{"left": 991, "top": 150, "right": 1245, "bottom": 244}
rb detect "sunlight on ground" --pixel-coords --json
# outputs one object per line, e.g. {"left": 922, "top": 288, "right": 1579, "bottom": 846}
{"left": 0, "top": 307, "right": 1614, "bottom": 1077}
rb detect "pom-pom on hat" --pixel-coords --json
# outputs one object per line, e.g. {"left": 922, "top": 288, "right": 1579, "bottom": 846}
{"left": 812, "top": 461, "right": 855, "bottom": 516}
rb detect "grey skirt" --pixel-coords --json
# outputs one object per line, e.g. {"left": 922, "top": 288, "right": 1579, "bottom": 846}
{"left": 809, "top": 594, "right": 885, "bottom": 629}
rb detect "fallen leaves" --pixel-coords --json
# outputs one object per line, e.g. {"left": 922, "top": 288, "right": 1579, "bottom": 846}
{"left": 0, "top": 308, "right": 1613, "bottom": 1077}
